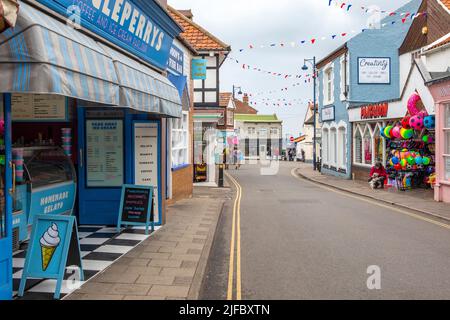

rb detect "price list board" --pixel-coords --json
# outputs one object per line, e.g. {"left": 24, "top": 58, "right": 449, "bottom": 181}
{"left": 86, "top": 120, "right": 124, "bottom": 187}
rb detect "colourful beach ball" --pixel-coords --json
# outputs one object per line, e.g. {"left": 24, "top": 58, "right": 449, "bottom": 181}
{"left": 401, "top": 116, "right": 411, "bottom": 129}
{"left": 424, "top": 115, "right": 435, "bottom": 129}
{"left": 415, "top": 156, "right": 423, "bottom": 165}
{"left": 400, "top": 159, "right": 407, "bottom": 167}
{"left": 400, "top": 128, "right": 414, "bottom": 139}
{"left": 392, "top": 126, "right": 402, "bottom": 139}
{"left": 407, "top": 156, "right": 415, "bottom": 165}
{"left": 422, "top": 157, "right": 431, "bottom": 166}
{"left": 392, "top": 157, "right": 400, "bottom": 165}
{"left": 384, "top": 126, "right": 394, "bottom": 139}
{"left": 410, "top": 115, "right": 424, "bottom": 131}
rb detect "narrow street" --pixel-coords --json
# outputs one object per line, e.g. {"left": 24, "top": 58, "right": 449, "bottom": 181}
{"left": 201, "top": 162, "right": 450, "bottom": 300}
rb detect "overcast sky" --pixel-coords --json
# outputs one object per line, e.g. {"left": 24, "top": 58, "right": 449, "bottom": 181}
{"left": 169, "top": 0, "right": 411, "bottom": 137}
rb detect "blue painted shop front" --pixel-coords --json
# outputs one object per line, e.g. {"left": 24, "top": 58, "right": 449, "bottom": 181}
{"left": 0, "top": 0, "right": 182, "bottom": 300}
{"left": 318, "top": 0, "right": 421, "bottom": 179}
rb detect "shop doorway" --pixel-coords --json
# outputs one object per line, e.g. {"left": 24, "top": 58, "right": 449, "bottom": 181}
{"left": 0, "top": 94, "right": 13, "bottom": 299}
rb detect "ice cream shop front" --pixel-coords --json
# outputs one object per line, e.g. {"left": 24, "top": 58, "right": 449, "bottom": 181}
{"left": 0, "top": 0, "right": 183, "bottom": 299}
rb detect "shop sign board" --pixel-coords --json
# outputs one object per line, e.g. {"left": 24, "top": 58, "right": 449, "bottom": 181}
{"left": 28, "top": 182, "right": 77, "bottom": 225}
{"left": 117, "top": 185, "right": 154, "bottom": 234}
{"left": 86, "top": 119, "right": 124, "bottom": 187}
{"left": 192, "top": 59, "right": 207, "bottom": 79}
{"left": 360, "top": 102, "right": 389, "bottom": 119}
{"left": 18, "top": 215, "right": 83, "bottom": 299}
{"left": 167, "top": 44, "right": 184, "bottom": 75}
{"left": 133, "top": 121, "right": 161, "bottom": 224}
{"left": 358, "top": 57, "right": 391, "bottom": 84}
{"left": 321, "top": 105, "right": 335, "bottom": 122}
{"left": 11, "top": 94, "right": 68, "bottom": 121}
{"left": 36, "top": 0, "right": 175, "bottom": 71}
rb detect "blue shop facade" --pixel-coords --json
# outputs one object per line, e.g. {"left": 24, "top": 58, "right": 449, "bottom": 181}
{"left": 0, "top": 0, "right": 183, "bottom": 299}
{"left": 317, "top": 0, "right": 420, "bottom": 179}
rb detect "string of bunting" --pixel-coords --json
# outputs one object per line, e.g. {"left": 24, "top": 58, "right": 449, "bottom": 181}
{"left": 236, "top": 12, "right": 425, "bottom": 53}
{"left": 327, "top": 0, "right": 424, "bottom": 16}
{"left": 227, "top": 56, "right": 316, "bottom": 79}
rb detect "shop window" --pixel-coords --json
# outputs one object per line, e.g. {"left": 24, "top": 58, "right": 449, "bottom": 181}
{"left": 0, "top": 106, "right": 4, "bottom": 239}
{"left": 373, "top": 126, "right": 384, "bottom": 163}
{"left": 354, "top": 126, "right": 363, "bottom": 164}
{"left": 363, "top": 129, "right": 372, "bottom": 165}
{"left": 338, "top": 127, "right": 346, "bottom": 168}
{"left": 171, "top": 111, "right": 189, "bottom": 169}
{"left": 227, "top": 110, "right": 234, "bottom": 126}
{"left": 330, "top": 128, "right": 337, "bottom": 165}
{"left": 218, "top": 112, "right": 225, "bottom": 125}
{"left": 322, "top": 128, "right": 329, "bottom": 164}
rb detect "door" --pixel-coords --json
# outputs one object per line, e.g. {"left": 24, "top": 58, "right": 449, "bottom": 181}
{"left": 0, "top": 94, "right": 13, "bottom": 299}
{"left": 77, "top": 108, "right": 127, "bottom": 225}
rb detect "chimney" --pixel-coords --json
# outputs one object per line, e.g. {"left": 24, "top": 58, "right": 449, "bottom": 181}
{"left": 156, "top": 0, "right": 167, "bottom": 8}
{"left": 243, "top": 93, "right": 249, "bottom": 105}
{"left": 179, "top": 9, "right": 194, "bottom": 20}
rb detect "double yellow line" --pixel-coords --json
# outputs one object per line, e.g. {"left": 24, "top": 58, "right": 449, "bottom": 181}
{"left": 226, "top": 172, "right": 242, "bottom": 300}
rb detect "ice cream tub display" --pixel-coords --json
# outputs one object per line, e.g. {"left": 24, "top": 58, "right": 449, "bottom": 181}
{"left": 11, "top": 146, "right": 76, "bottom": 246}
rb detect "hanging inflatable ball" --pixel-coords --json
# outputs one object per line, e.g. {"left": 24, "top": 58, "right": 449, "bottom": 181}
{"left": 401, "top": 116, "right": 411, "bottom": 129}
{"left": 394, "top": 164, "right": 402, "bottom": 171}
{"left": 400, "top": 159, "right": 407, "bottom": 167}
{"left": 410, "top": 115, "right": 424, "bottom": 131}
{"left": 407, "top": 156, "right": 415, "bottom": 165}
{"left": 422, "top": 157, "right": 431, "bottom": 166}
{"left": 392, "top": 126, "right": 402, "bottom": 139}
{"left": 400, "top": 128, "right": 414, "bottom": 139}
{"left": 424, "top": 115, "right": 435, "bottom": 129}
{"left": 384, "top": 126, "right": 394, "bottom": 139}
{"left": 415, "top": 156, "right": 423, "bottom": 165}
{"left": 392, "top": 157, "right": 400, "bottom": 165}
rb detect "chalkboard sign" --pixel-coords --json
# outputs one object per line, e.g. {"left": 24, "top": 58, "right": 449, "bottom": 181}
{"left": 117, "top": 185, "right": 154, "bottom": 235}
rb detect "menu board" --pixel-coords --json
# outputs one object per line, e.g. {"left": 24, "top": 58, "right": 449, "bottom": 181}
{"left": 133, "top": 122, "right": 160, "bottom": 223}
{"left": 120, "top": 187, "right": 152, "bottom": 224}
{"left": 12, "top": 94, "right": 67, "bottom": 121}
{"left": 86, "top": 120, "right": 124, "bottom": 187}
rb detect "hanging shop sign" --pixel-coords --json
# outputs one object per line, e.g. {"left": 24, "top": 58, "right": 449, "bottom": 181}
{"left": 117, "top": 185, "right": 154, "bottom": 234}
{"left": 11, "top": 94, "right": 68, "bottom": 121}
{"left": 36, "top": 0, "right": 175, "bottom": 70}
{"left": 360, "top": 102, "right": 389, "bottom": 119}
{"left": 167, "top": 44, "right": 184, "bottom": 76}
{"left": 86, "top": 119, "right": 124, "bottom": 187}
{"left": 358, "top": 57, "right": 391, "bottom": 84}
{"left": 133, "top": 121, "right": 161, "bottom": 224}
{"left": 192, "top": 59, "right": 207, "bottom": 80}
{"left": 18, "top": 215, "right": 83, "bottom": 299}
{"left": 321, "top": 105, "right": 335, "bottom": 121}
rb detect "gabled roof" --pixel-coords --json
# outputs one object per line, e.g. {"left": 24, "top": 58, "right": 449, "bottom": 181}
{"left": 439, "top": 0, "right": 450, "bottom": 11}
{"left": 219, "top": 92, "right": 232, "bottom": 107}
{"left": 167, "top": 6, "right": 231, "bottom": 52}
{"left": 234, "top": 114, "right": 282, "bottom": 123}
{"left": 234, "top": 99, "right": 258, "bottom": 114}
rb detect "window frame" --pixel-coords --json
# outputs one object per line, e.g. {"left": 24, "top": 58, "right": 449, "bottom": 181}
{"left": 171, "top": 111, "right": 190, "bottom": 169}
{"left": 323, "top": 62, "right": 334, "bottom": 106}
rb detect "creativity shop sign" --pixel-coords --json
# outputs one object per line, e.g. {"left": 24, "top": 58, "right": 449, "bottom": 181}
{"left": 117, "top": 184, "right": 154, "bottom": 234}
{"left": 37, "top": 0, "right": 175, "bottom": 70}
{"left": 18, "top": 215, "right": 83, "bottom": 299}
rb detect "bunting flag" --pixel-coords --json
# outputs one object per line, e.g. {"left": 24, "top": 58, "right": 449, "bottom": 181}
{"left": 227, "top": 56, "right": 315, "bottom": 80}
{"left": 327, "top": 0, "right": 424, "bottom": 17}
{"left": 235, "top": 13, "right": 423, "bottom": 53}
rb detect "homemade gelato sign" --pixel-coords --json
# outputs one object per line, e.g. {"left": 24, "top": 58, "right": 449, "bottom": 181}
{"left": 18, "top": 215, "right": 83, "bottom": 299}
{"left": 358, "top": 57, "right": 391, "bottom": 84}
{"left": 117, "top": 185, "right": 154, "bottom": 235}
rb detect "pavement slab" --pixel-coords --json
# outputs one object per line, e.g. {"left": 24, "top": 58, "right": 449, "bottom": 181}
{"left": 65, "top": 186, "right": 230, "bottom": 300}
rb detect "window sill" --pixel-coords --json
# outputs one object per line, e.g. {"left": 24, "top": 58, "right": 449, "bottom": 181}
{"left": 353, "top": 163, "right": 372, "bottom": 168}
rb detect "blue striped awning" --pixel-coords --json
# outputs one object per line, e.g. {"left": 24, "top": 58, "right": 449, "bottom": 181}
{"left": 100, "top": 44, "right": 182, "bottom": 118}
{"left": 0, "top": 2, "right": 182, "bottom": 117}
{"left": 0, "top": 1, "right": 119, "bottom": 105}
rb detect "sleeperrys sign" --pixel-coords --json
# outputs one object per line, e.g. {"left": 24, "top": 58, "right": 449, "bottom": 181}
{"left": 360, "top": 102, "right": 389, "bottom": 119}
{"left": 37, "top": 0, "right": 175, "bottom": 70}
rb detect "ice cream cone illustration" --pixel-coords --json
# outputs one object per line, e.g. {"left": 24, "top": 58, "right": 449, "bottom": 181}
{"left": 39, "top": 223, "right": 61, "bottom": 271}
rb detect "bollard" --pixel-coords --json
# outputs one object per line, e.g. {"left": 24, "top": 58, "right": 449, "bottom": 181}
{"left": 218, "top": 164, "right": 224, "bottom": 188}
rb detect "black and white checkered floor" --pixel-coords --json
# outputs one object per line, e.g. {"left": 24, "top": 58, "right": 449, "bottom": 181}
{"left": 12, "top": 225, "right": 159, "bottom": 300}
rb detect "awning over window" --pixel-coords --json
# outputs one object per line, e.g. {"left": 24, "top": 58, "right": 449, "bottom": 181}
{"left": 0, "top": 2, "right": 182, "bottom": 117}
{"left": 0, "top": 0, "right": 19, "bottom": 33}
{"left": 0, "top": 1, "right": 119, "bottom": 105}
{"left": 100, "top": 44, "right": 182, "bottom": 118}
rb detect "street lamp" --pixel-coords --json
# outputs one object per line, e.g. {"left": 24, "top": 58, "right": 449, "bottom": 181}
{"left": 233, "top": 85, "right": 243, "bottom": 99}
{"left": 302, "top": 57, "right": 318, "bottom": 171}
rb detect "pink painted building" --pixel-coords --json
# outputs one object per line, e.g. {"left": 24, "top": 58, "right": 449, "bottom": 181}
{"left": 423, "top": 35, "right": 450, "bottom": 202}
